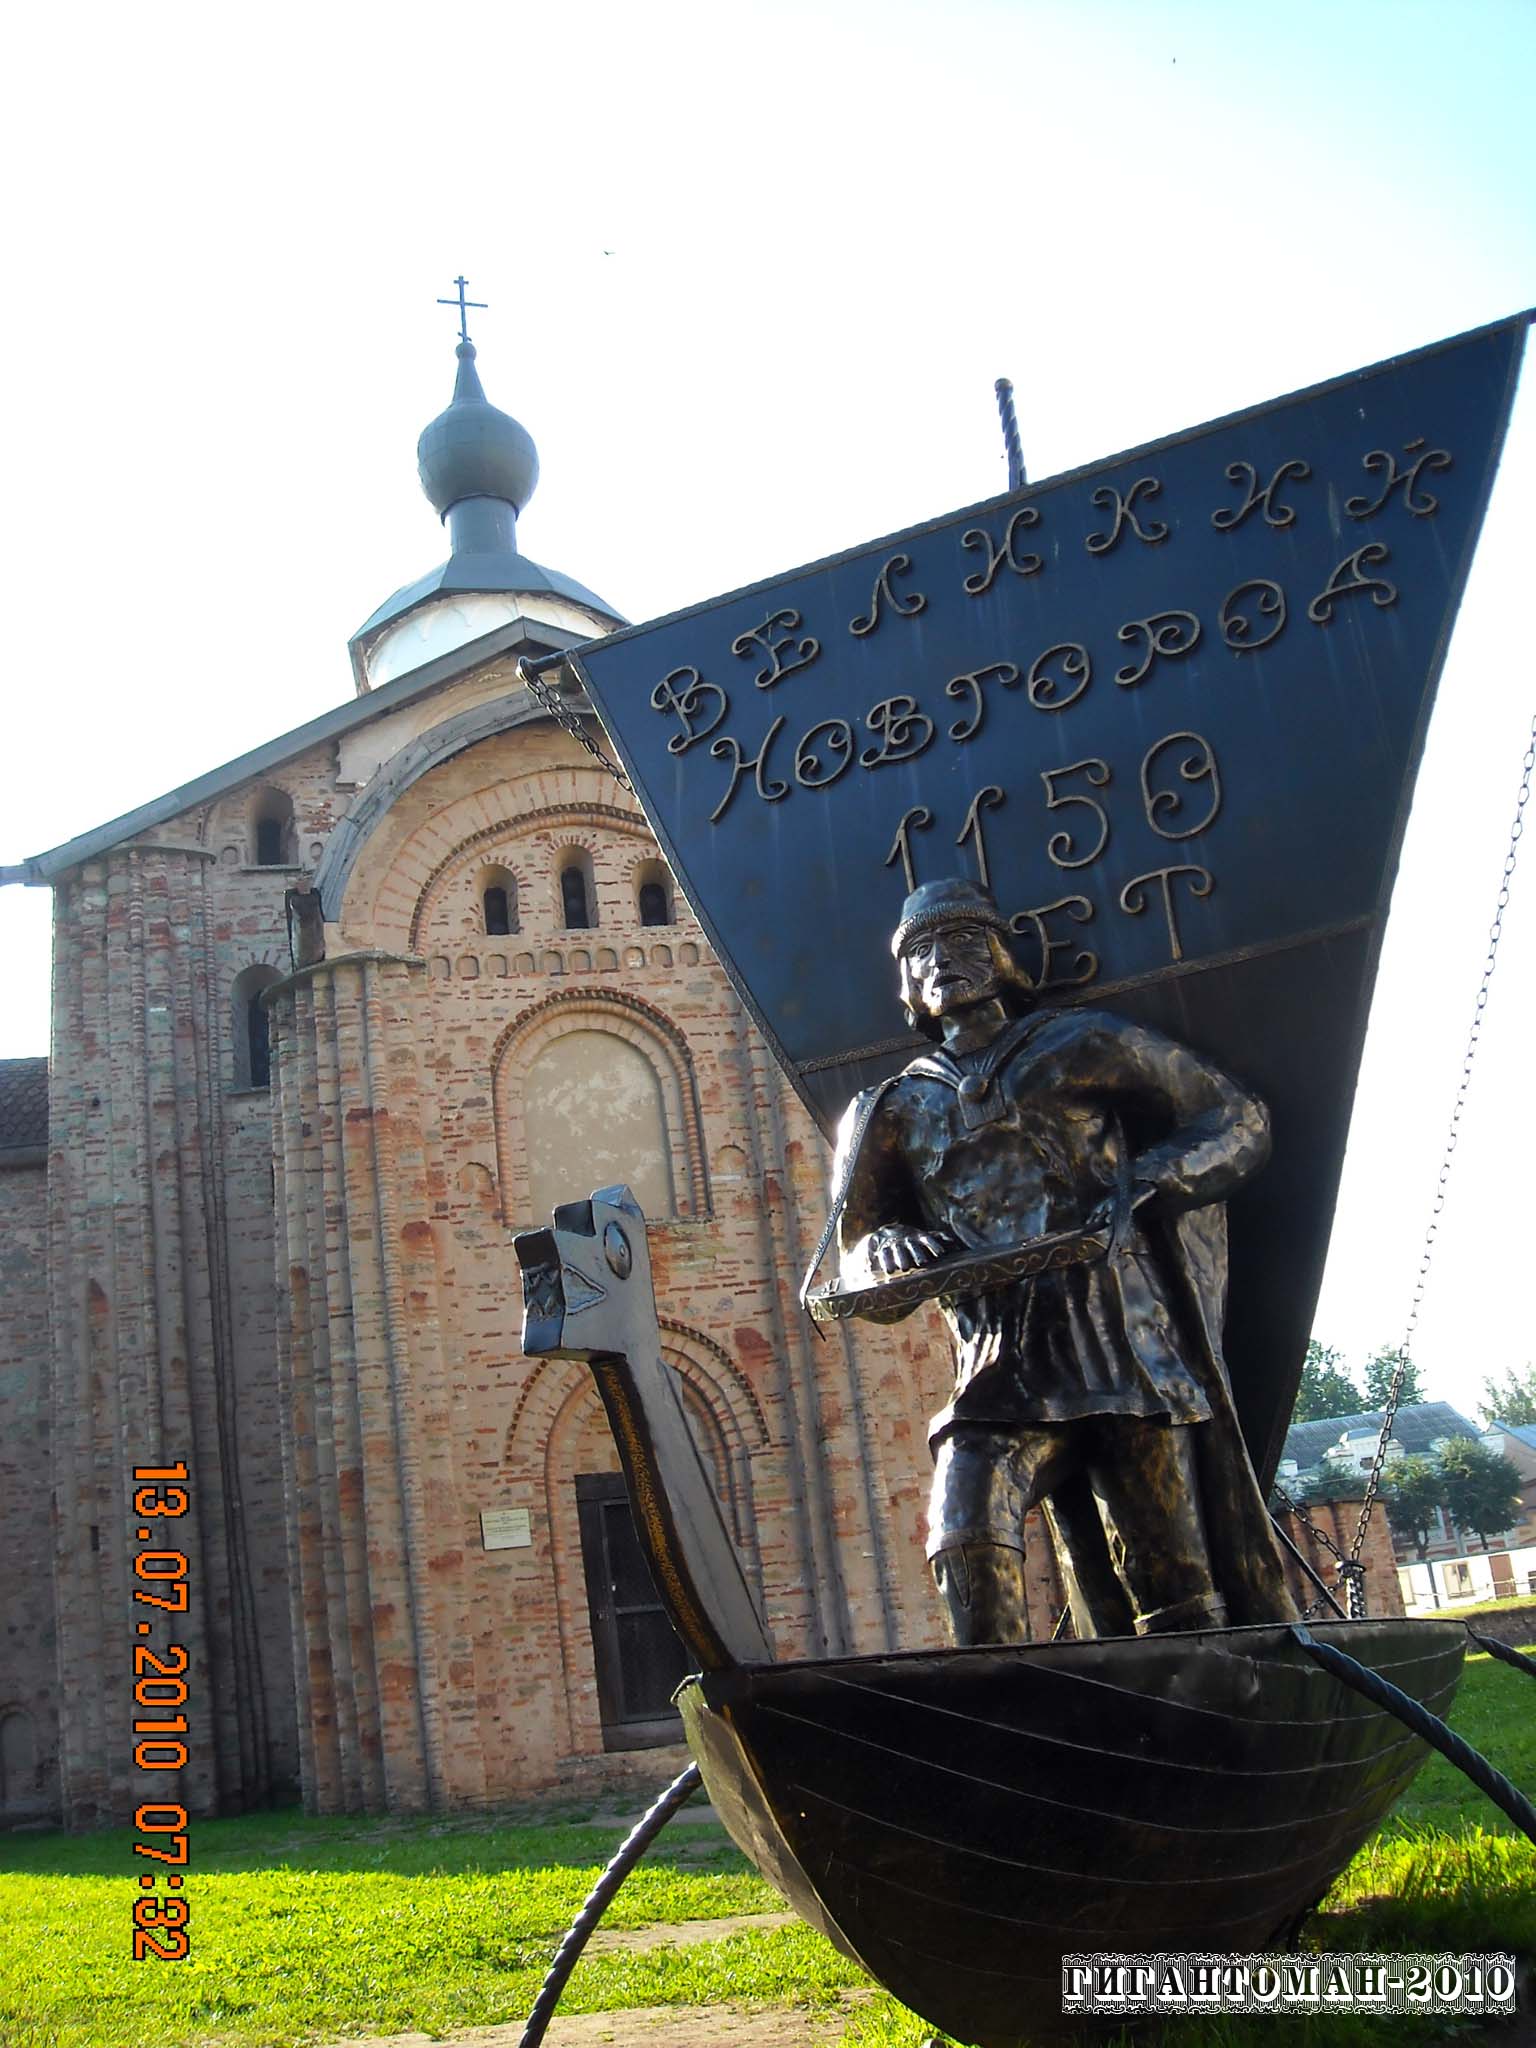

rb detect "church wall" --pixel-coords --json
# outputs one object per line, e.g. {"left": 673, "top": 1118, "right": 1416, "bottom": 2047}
{"left": 257, "top": 716, "right": 958, "bottom": 1810}
{"left": 200, "top": 749, "right": 356, "bottom": 1812}
{"left": 48, "top": 848, "right": 266, "bottom": 1824}
{"left": 42, "top": 726, "right": 362, "bottom": 1827}
{"left": 29, "top": 645, "right": 1359, "bottom": 1825}
{"left": 0, "top": 1160, "right": 60, "bottom": 1821}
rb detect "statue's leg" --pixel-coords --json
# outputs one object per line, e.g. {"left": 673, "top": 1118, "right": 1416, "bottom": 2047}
{"left": 1042, "top": 1477, "right": 1137, "bottom": 1640}
{"left": 927, "top": 1425, "right": 1070, "bottom": 1647}
{"left": 1090, "top": 1421, "right": 1228, "bottom": 1635}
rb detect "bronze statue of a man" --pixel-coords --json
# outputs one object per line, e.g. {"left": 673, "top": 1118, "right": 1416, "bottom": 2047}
{"left": 826, "top": 877, "right": 1296, "bottom": 1644}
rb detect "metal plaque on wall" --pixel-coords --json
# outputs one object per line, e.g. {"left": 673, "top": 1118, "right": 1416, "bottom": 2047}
{"left": 565, "top": 312, "right": 1529, "bottom": 1478}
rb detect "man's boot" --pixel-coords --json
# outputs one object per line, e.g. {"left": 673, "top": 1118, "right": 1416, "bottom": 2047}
{"left": 931, "top": 1541, "right": 1031, "bottom": 1646}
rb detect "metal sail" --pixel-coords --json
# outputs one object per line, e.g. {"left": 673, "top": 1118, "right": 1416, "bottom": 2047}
{"left": 566, "top": 309, "right": 1531, "bottom": 1484}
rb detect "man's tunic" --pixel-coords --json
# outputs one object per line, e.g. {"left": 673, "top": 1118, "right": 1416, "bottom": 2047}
{"left": 832, "top": 1006, "right": 1271, "bottom": 1445}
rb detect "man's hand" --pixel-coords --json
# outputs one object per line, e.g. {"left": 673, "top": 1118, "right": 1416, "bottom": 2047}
{"left": 869, "top": 1225, "right": 958, "bottom": 1276}
{"left": 952, "top": 1292, "right": 1007, "bottom": 1390}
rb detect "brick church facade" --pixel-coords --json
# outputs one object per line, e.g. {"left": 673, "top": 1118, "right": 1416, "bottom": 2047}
{"left": 0, "top": 337, "right": 979, "bottom": 1829}
{"left": 0, "top": 338, "right": 1393, "bottom": 1831}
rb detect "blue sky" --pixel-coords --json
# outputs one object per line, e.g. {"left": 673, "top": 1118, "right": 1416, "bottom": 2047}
{"left": 0, "top": 0, "right": 1531, "bottom": 1417}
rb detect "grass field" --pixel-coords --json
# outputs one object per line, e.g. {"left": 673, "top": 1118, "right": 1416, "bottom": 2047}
{"left": 1445, "top": 1590, "right": 1536, "bottom": 1621}
{"left": 2, "top": 1651, "right": 1532, "bottom": 2048}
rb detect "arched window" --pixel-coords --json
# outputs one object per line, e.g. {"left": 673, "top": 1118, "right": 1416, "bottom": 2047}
{"left": 493, "top": 991, "right": 710, "bottom": 1225}
{"left": 232, "top": 965, "right": 283, "bottom": 1089}
{"left": 636, "top": 859, "right": 673, "bottom": 927}
{"left": 481, "top": 865, "right": 517, "bottom": 936}
{"left": 558, "top": 850, "right": 595, "bottom": 930}
{"left": 525, "top": 1030, "right": 673, "bottom": 1222}
{"left": 250, "top": 787, "right": 296, "bottom": 867}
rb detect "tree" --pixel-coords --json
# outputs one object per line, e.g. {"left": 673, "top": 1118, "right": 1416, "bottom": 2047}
{"left": 1292, "top": 1341, "right": 1362, "bottom": 1423}
{"left": 1362, "top": 1345, "right": 1425, "bottom": 1410}
{"left": 1478, "top": 1364, "right": 1536, "bottom": 1429}
{"left": 1437, "top": 1437, "right": 1523, "bottom": 1552}
{"left": 1382, "top": 1454, "right": 1446, "bottom": 1561}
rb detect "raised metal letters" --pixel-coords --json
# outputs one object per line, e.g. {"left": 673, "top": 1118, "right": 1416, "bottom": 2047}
{"left": 945, "top": 662, "right": 1021, "bottom": 741}
{"left": 884, "top": 806, "right": 934, "bottom": 892}
{"left": 1219, "top": 579, "right": 1288, "bottom": 651}
{"left": 851, "top": 553, "right": 928, "bottom": 636}
{"left": 1141, "top": 732, "right": 1222, "bottom": 841}
{"left": 709, "top": 718, "right": 789, "bottom": 823}
{"left": 1115, "top": 610, "right": 1201, "bottom": 687}
{"left": 1086, "top": 476, "right": 1169, "bottom": 553}
{"left": 651, "top": 667, "right": 729, "bottom": 754}
{"left": 860, "top": 696, "right": 935, "bottom": 769}
{"left": 1210, "top": 457, "right": 1311, "bottom": 531}
{"left": 1026, "top": 642, "right": 1092, "bottom": 712}
{"left": 961, "top": 505, "right": 1043, "bottom": 594}
{"left": 1009, "top": 895, "right": 1098, "bottom": 989}
{"left": 1307, "top": 543, "right": 1399, "bottom": 625}
{"left": 731, "top": 607, "right": 821, "bottom": 688}
{"left": 794, "top": 719, "right": 855, "bottom": 789}
{"left": 1118, "top": 863, "right": 1214, "bottom": 963}
{"left": 955, "top": 785, "right": 1005, "bottom": 888}
{"left": 1042, "top": 758, "right": 1112, "bottom": 870}
{"left": 1345, "top": 437, "right": 1453, "bottom": 520}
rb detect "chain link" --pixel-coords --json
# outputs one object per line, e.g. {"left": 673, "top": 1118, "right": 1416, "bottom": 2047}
{"left": 1271, "top": 1482, "right": 1362, "bottom": 1616}
{"left": 1347, "top": 713, "right": 1536, "bottom": 1586}
{"left": 517, "top": 658, "right": 633, "bottom": 791}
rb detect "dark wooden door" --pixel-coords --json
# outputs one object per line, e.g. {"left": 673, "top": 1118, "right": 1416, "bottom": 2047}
{"left": 576, "top": 1473, "right": 691, "bottom": 1749}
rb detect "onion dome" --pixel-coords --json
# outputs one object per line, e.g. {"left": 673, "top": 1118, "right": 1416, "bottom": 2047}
{"left": 417, "top": 340, "right": 539, "bottom": 519}
{"left": 349, "top": 332, "right": 623, "bottom": 692}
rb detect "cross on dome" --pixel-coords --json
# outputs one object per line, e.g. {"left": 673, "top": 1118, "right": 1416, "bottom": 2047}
{"left": 436, "top": 275, "right": 487, "bottom": 346}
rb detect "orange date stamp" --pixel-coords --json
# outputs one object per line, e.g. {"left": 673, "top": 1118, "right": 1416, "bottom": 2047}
{"left": 130, "top": 1461, "right": 192, "bottom": 1961}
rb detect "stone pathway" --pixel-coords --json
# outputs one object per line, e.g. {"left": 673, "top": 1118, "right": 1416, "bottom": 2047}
{"left": 586, "top": 1910, "right": 799, "bottom": 1953}
{"left": 328, "top": 1996, "right": 864, "bottom": 2046}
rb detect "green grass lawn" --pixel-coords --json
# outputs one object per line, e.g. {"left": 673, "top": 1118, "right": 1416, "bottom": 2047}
{"left": 2, "top": 1652, "right": 1533, "bottom": 2048}
{"left": 1446, "top": 1590, "right": 1536, "bottom": 1620}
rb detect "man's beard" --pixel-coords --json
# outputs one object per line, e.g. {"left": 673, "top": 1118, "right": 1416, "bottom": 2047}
{"left": 922, "top": 965, "right": 1004, "bottom": 1018}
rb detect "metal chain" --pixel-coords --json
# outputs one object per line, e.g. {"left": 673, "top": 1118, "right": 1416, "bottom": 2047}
{"left": 1271, "top": 1483, "right": 1364, "bottom": 1617}
{"left": 1347, "top": 713, "right": 1535, "bottom": 1593}
{"left": 516, "top": 657, "right": 633, "bottom": 791}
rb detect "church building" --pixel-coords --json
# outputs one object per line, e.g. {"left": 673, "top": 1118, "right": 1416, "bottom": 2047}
{"left": 0, "top": 330, "right": 975, "bottom": 1829}
{"left": 0, "top": 330, "right": 1379, "bottom": 1831}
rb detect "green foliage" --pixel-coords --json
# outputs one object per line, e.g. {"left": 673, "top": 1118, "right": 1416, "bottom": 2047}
{"left": 1479, "top": 1362, "right": 1536, "bottom": 1428}
{"left": 1292, "top": 1339, "right": 1363, "bottom": 1423}
{"left": 1437, "top": 1435, "right": 1524, "bottom": 1550}
{"left": 1382, "top": 1453, "right": 1447, "bottom": 1559}
{"left": 1362, "top": 1344, "right": 1424, "bottom": 1409}
{"left": 2, "top": 1657, "right": 1533, "bottom": 2048}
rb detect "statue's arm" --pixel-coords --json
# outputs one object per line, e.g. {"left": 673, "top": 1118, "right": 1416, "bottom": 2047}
{"left": 1091, "top": 1018, "right": 1271, "bottom": 1211}
{"left": 832, "top": 1089, "right": 954, "bottom": 1282}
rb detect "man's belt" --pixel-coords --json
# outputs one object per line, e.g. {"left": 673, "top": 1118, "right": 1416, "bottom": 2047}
{"left": 804, "top": 1226, "right": 1111, "bottom": 1326}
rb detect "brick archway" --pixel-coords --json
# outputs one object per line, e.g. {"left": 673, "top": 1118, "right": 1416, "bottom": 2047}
{"left": 491, "top": 990, "right": 709, "bottom": 1226}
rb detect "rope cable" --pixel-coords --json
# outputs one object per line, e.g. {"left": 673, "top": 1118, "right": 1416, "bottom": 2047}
{"left": 1344, "top": 715, "right": 1535, "bottom": 1602}
{"left": 517, "top": 1763, "right": 702, "bottom": 2048}
{"left": 1292, "top": 1625, "right": 1536, "bottom": 1842}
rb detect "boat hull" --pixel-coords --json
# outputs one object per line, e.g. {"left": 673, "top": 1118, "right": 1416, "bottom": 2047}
{"left": 678, "top": 1618, "right": 1465, "bottom": 2046}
